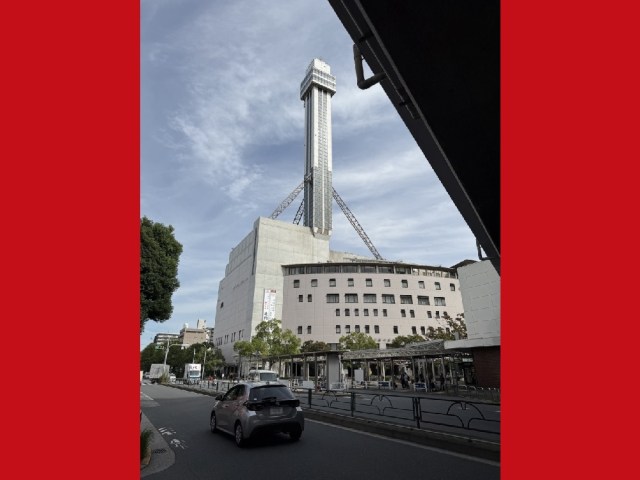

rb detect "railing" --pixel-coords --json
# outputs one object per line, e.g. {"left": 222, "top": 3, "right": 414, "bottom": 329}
{"left": 444, "top": 384, "right": 501, "bottom": 403}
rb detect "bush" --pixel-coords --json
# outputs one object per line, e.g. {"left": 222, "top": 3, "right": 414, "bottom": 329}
{"left": 140, "top": 428, "right": 154, "bottom": 460}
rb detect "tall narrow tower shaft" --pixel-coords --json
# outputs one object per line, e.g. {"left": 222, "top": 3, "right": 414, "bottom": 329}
{"left": 300, "top": 59, "right": 336, "bottom": 236}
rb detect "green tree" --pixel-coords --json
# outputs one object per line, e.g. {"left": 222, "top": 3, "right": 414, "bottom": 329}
{"left": 388, "top": 334, "right": 426, "bottom": 348}
{"left": 339, "top": 331, "right": 378, "bottom": 351}
{"left": 252, "top": 319, "right": 301, "bottom": 356}
{"left": 427, "top": 313, "right": 467, "bottom": 340}
{"left": 301, "top": 340, "right": 329, "bottom": 353}
{"left": 140, "top": 217, "right": 183, "bottom": 334}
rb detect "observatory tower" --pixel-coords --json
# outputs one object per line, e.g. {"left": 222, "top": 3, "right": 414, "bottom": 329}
{"left": 300, "top": 59, "right": 336, "bottom": 236}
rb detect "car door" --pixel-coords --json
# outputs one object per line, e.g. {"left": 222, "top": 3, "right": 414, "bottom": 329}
{"left": 217, "top": 385, "right": 244, "bottom": 431}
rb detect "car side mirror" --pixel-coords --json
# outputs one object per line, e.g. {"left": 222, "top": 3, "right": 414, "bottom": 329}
{"left": 215, "top": 394, "right": 224, "bottom": 401}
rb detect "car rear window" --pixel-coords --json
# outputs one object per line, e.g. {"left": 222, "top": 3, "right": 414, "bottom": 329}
{"left": 249, "top": 385, "right": 295, "bottom": 401}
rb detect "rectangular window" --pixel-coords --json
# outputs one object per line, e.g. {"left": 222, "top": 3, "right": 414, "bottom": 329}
{"left": 384, "top": 279, "right": 391, "bottom": 287}
{"left": 401, "top": 279, "right": 408, "bottom": 288}
{"left": 366, "top": 278, "right": 373, "bottom": 287}
{"left": 373, "top": 309, "right": 378, "bottom": 316}
{"left": 294, "top": 280, "right": 300, "bottom": 288}
{"left": 410, "top": 310, "right": 415, "bottom": 318}
{"left": 363, "top": 294, "right": 377, "bottom": 303}
{"left": 329, "top": 278, "right": 336, "bottom": 287}
{"left": 354, "top": 308, "right": 359, "bottom": 316}
{"left": 345, "top": 309, "right": 350, "bottom": 316}
{"left": 418, "top": 281, "right": 425, "bottom": 289}
{"left": 393, "top": 326, "right": 398, "bottom": 334}
{"left": 401, "top": 309, "right": 406, "bottom": 317}
{"left": 345, "top": 325, "right": 351, "bottom": 333}
{"left": 348, "top": 278, "right": 354, "bottom": 287}
{"left": 326, "top": 294, "right": 339, "bottom": 303}
{"left": 365, "top": 325, "right": 370, "bottom": 334}
{"left": 336, "top": 309, "right": 340, "bottom": 317}
{"left": 336, "top": 325, "right": 341, "bottom": 334}
{"left": 382, "top": 294, "right": 395, "bottom": 304}
{"left": 435, "top": 311, "right": 440, "bottom": 319}
{"left": 434, "top": 297, "right": 446, "bottom": 306}
{"left": 412, "top": 326, "right": 417, "bottom": 334}
{"left": 427, "top": 311, "right": 432, "bottom": 318}
{"left": 435, "top": 282, "right": 441, "bottom": 290}
{"left": 311, "top": 279, "right": 318, "bottom": 287}
{"left": 308, "top": 294, "right": 312, "bottom": 302}
{"left": 297, "top": 326, "right": 302, "bottom": 334}
{"left": 307, "top": 326, "right": 312, "bottom": 334}
{"left": 355, "top": 325, "right": 360, "bottom": 333}
{"left": 364, "top": 309, "right": 369, "bottom": 316}
{"left": 400, "top": 295, "right": 413, "bottom": 304}
{"left": 298, "top": 295, "right": 303, "bottom": 302}
{"left": 374, "top": 325, "right": 380, "bottom": 334}
{"left": 450, "top": 283, "right": 456, "bottom": 291}
{"left": 383, "top": 309, "right": 388, "bottom": 317}
{"left": 420, "top": 326, "right": 426, "bottom": 334}
{"left": 418, "top": 296, "right": 430, "bottom": 305}
{"left": 345, "top": 293, "right": 358, "bottom": 303}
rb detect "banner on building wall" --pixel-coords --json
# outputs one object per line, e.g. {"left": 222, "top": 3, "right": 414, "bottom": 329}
{"left": 263, "top": 289, "right": 277, "bottom": 320}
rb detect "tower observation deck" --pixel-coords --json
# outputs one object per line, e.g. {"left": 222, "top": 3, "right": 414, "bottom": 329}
{"left": 300, "top": 59, "right": 336, "bottom": 236}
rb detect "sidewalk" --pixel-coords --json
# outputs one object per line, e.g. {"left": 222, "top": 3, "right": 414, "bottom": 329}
{"left": 140, "top": 411, "right": 175, "bottom": 477}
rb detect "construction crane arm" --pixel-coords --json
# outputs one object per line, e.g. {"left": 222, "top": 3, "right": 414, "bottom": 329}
{"left": 332, "top": 188, "right": 384, "bottom": 260}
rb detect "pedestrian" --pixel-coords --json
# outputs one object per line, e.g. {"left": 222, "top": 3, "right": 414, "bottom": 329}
{"left": 439, "top": 373, "right": 445, "bottom": 390}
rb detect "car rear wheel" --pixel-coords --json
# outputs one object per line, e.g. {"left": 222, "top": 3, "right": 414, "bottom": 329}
{"left": 289, "top": 426, "right": 302, "bottom": 441}
{"left": 210, "top": 413, "right": 217, "bottom": 433}
{"left": 234, "top": 423, "right": 246, "bottom": 447}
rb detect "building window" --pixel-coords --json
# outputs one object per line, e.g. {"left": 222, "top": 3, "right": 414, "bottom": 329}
{"left": 308, "top": 294, "right": 313, "bottom": 302}
{"left": 307, "top": 326, "right": 312, "bottom": 334}
{"left": 393, "top": 326, "right": 398, "bottom": 334}
{"left": 450, "top": 283, "right": 456, "bottom": 291}
{"left": 311, "top": 279, "right": 318, "bottom": 287}
{"left": 298, "top": 295, "right": 303, "bottom": 302}
{"left": 435, "top": 311, "right": 440, "bottom": 319}
{"left": 355, "top": 325, "right": 360, "bottom": 333}
{"left": 374, "top": 325, "right": 380, "bottom": 334}
{"left": 345, "top": 309, "right": 350, "bottom": 316}
{"left": 400, "top": 295, "right": 413, "bottom": 304}
{"left": 363, "top": 294, "right": 377, "bottom": 303}
{"left": 435, "top": 282, "right": 441, "bottom": 290}
{"left": 329, "top": 278, "right": 336, "bottom": 287}
{"left": 336, "top": 325, "right": 341, "bottom": 334}
{"left": 401, "top": 279, "right": 408, "bottom": 288}
{"left": 355, "top": 309, "right": 359, "bottom": 316}
{"left": 383, "top": 309, "right": 388, "bottom": 317}
{"left": 373, "top": 309, "right": 378, "bottom": 316}
{"left": 412, "top": 326, "right": 417, "bottom": 334}
{"left": 336, "top": 309, "right": 340, "bottom": 317}
{"left": 294, "top": 279, "right": 300, "bottom": 288}
{"left": 348, "top": 278, "right": 354, "bottom": 287}
{"left": 418, "top": 281, "right": 425, "bottom": 289}
{"left": 382, "top": 294, "right": 395, "bottom": 304}
{"left": 297, "top": 326, "right": 302, "bottom": 334}
{"left": 365, "top": 325, "right": 370, "bottom": 334}
{"left": 427, "top": 311, "right": 432, "bottom": 318}
{"left": 418, "top": 296, "right": 430, "bottom": 305}
{"left": 401, "top": 309, "right": 406, "bottom": 317}
{"left": 434, "top": 297, "right": 446, "bottom": 306}
{"left": 220, "top": 302, "right": 224, "bottom": 308}
{"left": 326, "top": 294, "right": 339, "bottom": 303}
{"left": 364, "top": 309, "right": 369, "bottom": 316}
{"left": 384, "top": 279, "right": 391, "bottom": 287}
{"left": 410, "top": 310, "right": 415, "bottom": 318}
{"left": 345, "top": 325, "right": 351, "bottom": 333}
{"left": 366, "top": 278, "right": 373, "bottom": 287}
{"left": 345, "top": 293, "right": 358, "bottom": 303}
{"left": 420, "top": 326, "right": 426, "bottom": 335}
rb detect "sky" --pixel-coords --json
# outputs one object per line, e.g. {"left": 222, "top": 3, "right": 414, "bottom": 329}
{"left": 140, "top": 0, "right": 478, "bottom": 350}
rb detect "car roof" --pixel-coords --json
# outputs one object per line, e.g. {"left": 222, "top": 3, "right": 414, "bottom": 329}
{"left": 235, "top": 381, "right": 287, "bottom": 388}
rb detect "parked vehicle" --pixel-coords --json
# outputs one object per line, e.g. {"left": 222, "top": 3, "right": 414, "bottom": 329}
{"left": 169, "top": 373, "right": 176, "bottom": 383}
{"left": 247, "top": 369, "right": 280, "bottom": 382}
{"left": 149, "top": 364, "right": 169, "bottom": 384}
{"left": 143, "top": 372, "right": 150, "bottom": 379}
{"left": 209, "top": 381, "right": 304, "bottom": 447}
{"left": 184, "top": 363, "right": 202, "bottom": 384}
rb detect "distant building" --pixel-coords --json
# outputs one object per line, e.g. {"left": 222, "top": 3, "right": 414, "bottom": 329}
{"left": 153, "top": 333, "right": 180, "bottom": 345}
{"left": 179, "top": 321, "right": 208, "bottom": 346}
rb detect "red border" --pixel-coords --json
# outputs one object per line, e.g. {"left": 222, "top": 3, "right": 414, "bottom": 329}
{"left": 2, "top": 2, "right": 139, "bottom": 477}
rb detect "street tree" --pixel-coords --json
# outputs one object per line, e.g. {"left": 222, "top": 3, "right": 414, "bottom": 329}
{"left": 388, "top": 334, "right": 427, "bottom": 348}
{"left": 252, "top": 319, "right": 301, "bottom": 356}
{"left": 339, "top": 331, "right": 378, "bottom": 351}
{"left": 301, "top": 340, "right": 329, "bottom": 352}
{"left": 140, "top": 217, "right": 183, "bottom": 334}
{"left": 427, "top": 313, "right": 467, "bottom": 340}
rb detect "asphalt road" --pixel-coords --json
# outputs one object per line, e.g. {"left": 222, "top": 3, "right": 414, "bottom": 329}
{"left": 141, "top": 384, "right": 499, "bottom": 480}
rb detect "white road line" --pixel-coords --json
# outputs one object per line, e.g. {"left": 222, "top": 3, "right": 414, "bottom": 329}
{"left": 306, "top": 418, "right": 500, "bottom": 467}
{"left": 141, "top": 392, "right": 154, "bottom": 400}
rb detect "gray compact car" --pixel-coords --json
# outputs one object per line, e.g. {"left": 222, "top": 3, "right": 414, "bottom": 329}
{"left": 210, "top": 381, "right": 304, "bottom": 447}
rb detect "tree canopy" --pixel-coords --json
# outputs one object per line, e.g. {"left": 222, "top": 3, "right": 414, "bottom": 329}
{"left": 301, "top": 340, "right": 329, "bottom": 353}
{"left": 388, "top": 334, "right": 427, "bottom": 348}
{"left": 427, "top": 313, "right": 468, "bottom": 340}
{"left": 140, "top": 216, "right": 183, "bottom": 334}
{"left": 233, "top": 319, "right": 301, "bottom": 358}
{"left": 339, "top": 331, "right": 378, "bottom": 351}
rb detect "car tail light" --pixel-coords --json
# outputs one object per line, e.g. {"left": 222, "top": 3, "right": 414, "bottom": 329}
{"left": 244, "top": 401, "right": 264, "bottom": 411}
